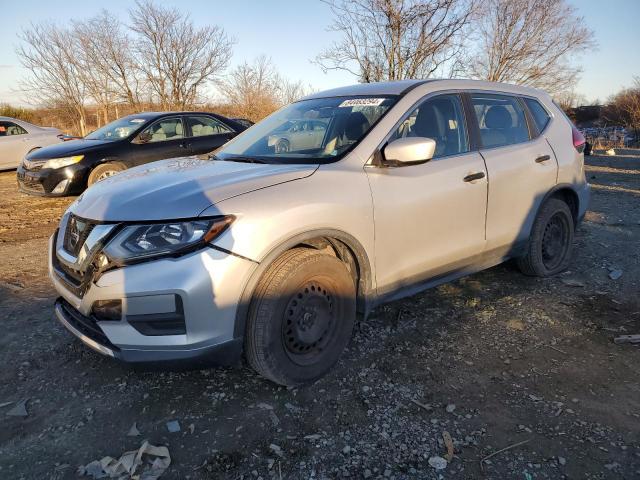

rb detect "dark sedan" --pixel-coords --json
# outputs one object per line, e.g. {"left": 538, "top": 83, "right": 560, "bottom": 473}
{"left": 17, "top": 112, "right": 246, "bottom": 196}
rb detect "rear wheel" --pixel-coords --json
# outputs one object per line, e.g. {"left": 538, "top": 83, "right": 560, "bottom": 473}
{"left": 87, "top": 162, "right": 126, "bottom": 186}
{"left": 517, "top": 198, "right": 574, "bottom": 276}
{"left": 245, "top": 248, "right": 356, "bottom": 386}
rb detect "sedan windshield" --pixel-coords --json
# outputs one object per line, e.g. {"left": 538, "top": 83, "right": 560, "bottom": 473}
{"left": 85, "top": 116, "right": 149, "bottom": 141}
{"left": 216, "top": 96, "right": 397, "bottom": 163}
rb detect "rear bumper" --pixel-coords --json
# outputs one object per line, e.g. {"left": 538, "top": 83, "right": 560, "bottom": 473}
{"left": 576, "top": 182, "right": 591, "bottom": 225}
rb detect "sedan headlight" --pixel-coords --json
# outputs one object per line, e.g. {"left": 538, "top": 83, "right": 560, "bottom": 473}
{"left": 103, "top": 216, "right": 234, "bottom": 264}
{"left": 43, "top": 155, "right": 84, "bottom": 169}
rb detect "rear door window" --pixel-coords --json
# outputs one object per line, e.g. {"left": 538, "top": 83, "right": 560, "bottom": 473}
{"left": 523, "top": 97, "right": 551, "bottom": 133}
{"left": 186, "top": 116, "right": 233, "bottom": 137}
{"left": 470, "top": 94, "right": 531, "bottom": 148}
{"left": 0, "top": 121, "right": 27, "bottom": 136}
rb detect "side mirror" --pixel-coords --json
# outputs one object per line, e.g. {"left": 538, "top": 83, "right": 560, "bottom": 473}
{"left": 383, "top": 137, "right": 436, "bottom": 165}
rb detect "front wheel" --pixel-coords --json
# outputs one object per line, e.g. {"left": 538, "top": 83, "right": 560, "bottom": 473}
{"left": 245, "top": 248, "right": 356, "bottom": 386}
{"left": 517, "top": 198, "right": 574, "bottom": 276}
{"left": 87, "top": 162, "right": 126, "bottom": 186}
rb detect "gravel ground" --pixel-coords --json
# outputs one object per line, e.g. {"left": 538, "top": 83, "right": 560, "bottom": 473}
{"left": 0, "top": 153, "right": 639, "bottom": 479}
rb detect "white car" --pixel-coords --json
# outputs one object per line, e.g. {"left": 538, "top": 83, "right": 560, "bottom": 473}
{"left": 0, "top": 117, "right": 63, "bottom": 170}
{"left": 267, "top": 119, "right": 329, "bottom": 153}
{"left": 49, "top": 79, "right": 589, "bottom": 386}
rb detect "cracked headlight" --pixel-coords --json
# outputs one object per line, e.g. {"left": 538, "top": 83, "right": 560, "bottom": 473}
{"left": 103, "top": 216, "right": 234, "bottom": 264}
{"left": 43, "top": 155, "right": 84, "bottom": 169}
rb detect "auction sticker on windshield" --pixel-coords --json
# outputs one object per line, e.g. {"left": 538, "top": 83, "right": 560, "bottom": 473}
{"left": 338, "top": 98, "right": 386, "bottom": 108}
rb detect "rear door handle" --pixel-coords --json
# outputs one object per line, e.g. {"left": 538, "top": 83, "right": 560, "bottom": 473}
{"left": 463, "top": 172, "right": 485, "bottom": 182}
{"left": 535, "top": 155, "right": 551, "bottom": 163}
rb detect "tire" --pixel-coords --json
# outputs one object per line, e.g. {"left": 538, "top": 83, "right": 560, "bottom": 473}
{"left": 87, "top": 162, "right": 126, "bottom": 186}
{"left": 275, "top": 139, "right": 290, "bottom": 153}
{"left": 245, "top": 248, "right": 356, "bottom": 386}
{"left": 517, "top": 198, "right": 574, "bottom": 277}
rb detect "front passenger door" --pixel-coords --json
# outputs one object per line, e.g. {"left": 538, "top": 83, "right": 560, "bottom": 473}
{"left": 130, "top": 117, "right": 190, "bottom": 167}
{"left": 366, "top": 94, "right": 488, "bottom": 298}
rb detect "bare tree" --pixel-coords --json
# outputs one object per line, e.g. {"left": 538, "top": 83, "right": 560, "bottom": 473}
{"left": 467, "top": 0, "right": 594, "bottom": 93}
{"left": 74, "top": 11, "right": 141, "bottom": 115}
{"left": 604, "top": 77, "right": 640, "bottom": 136}
{"left": 554, "top": 89, "right": 587, "bottom": 114}
{"left": 129, "top": 0, "right": 234, "bottom": 109}
{"left": 218, "top": 56, "right": 313, "bottom": 121}
{"left": 316, "top": 0, "right": 475, "bottom": 82}
{"left": 16, "top": 23, "right": 88, "bottom": 135}
{"left": 218, "top": 56, "right": 283, "bottom": 121}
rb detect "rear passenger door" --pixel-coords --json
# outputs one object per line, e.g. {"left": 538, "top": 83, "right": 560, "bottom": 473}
{"left": 468, "top": 93, "right": 557, "bottom": 253}
{"left": 185, "top": 115, "right": 235, "bottom": 155}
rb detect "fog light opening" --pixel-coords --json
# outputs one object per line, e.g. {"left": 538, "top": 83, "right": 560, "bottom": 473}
{"left": 93, "top": 299, "right": 122, "bottom": 321}
{"left": 52, "top": 179, "right": 71, "bottom": 194}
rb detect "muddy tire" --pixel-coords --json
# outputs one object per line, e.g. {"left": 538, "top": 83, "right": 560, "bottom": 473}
{"left": 245, "top": 248, "right": 356, "bottom": 386}
{"left": 517, "top": 198, "right": 574, "bottom": 277}
{"left": 87, "top": 162, "right": 126, "bottom": 186}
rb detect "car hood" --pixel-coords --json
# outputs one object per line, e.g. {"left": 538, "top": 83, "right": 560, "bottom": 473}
{"left": 69, "top": 157, "right": 318, "bottom": 221}
{"left": 27, "top": 138, "right": 113, "bottom": 159}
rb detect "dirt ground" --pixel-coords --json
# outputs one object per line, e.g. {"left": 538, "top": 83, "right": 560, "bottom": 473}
{"left": 0, "top": 153, "right": 639, "bottom": 480}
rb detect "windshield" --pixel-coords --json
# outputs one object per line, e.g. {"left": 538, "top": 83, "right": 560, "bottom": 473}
{"left": 85, "top": 116, "right": 149, "bottom": 141}
{"left": 216, "top": 96, "right": 397, "bottom": 163}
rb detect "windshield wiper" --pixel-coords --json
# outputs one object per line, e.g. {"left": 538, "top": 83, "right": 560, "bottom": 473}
{"left": 217, "top": 156, "right": 267, "bottom": 164}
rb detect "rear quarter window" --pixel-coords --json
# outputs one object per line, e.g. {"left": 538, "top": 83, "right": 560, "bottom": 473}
{"left": 523, "top": 98, "right": 551, "bottom": 133}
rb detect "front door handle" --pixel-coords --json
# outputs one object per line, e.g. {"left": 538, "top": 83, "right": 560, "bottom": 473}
{"left": 535, "top": 154, "right": 551, "bottom": 163}
{"left": 463, "top": 171, "right": 485, "bottom": 182}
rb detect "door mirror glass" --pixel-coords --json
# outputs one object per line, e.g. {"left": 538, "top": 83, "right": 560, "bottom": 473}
{"left": 383, "top": 137, "right": 436, "bottom": 165}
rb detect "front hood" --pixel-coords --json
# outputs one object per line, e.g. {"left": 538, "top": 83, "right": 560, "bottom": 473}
{"left": 27, "top": 139, "right": 112, "bottom": 159}
{"left": 69, "top": 157, "right": 317, "bottom": 221}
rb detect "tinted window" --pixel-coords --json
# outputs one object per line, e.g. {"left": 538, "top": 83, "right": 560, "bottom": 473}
{"left": 0, "top": 121, "right": 27, "bottom": 136}
{"left": 139, "top": 118, "right": 184, "bottom": 143}
{"left": 389, "top": 94, "right": 468, "bottom": 158}
{"left": 471, "top": 94, "right": 530, "bottom": 148}
{"left": 523, "top": 97, "right": 551, "bottom": 133}
{"left": 186, "top": 116, "right": 232, "bottom": 137}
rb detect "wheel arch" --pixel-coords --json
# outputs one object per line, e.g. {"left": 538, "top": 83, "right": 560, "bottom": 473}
{"left": 543, "top": 184, "right": 581, "bottom": 226}
{"left": 233, "top": 228, "right": 374, "bottom": 338}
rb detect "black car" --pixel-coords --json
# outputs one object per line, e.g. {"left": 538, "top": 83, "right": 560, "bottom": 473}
{"left": 17, "top": 112, "right": 246, "bottom": 196}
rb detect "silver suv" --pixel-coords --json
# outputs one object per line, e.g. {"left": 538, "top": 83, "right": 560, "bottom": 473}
{"left": 49, "top": 80, "right": 590, "bottom": 385}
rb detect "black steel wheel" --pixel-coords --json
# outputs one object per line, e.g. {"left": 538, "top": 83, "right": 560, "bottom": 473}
{"left": 517, "top": 197, "right": 575, "bottom": 276}
{"left": 246, "top": 248, "right": 356, "bottom": 386}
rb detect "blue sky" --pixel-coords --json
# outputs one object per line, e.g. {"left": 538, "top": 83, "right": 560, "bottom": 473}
{"left": 0, "top": 0, "right": 637, "bottom": 106}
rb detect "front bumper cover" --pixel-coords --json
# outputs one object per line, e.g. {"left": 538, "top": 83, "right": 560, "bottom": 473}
{"left": 17, "top": 163, "right": 89, "bottom": 196}
{"left": 48, "top": 233, "right": 257, "bottom": 367}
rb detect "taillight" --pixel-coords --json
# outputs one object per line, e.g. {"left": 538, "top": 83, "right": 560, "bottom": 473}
{"left": 572, "top": 125, "right": 586, "bottom": 153}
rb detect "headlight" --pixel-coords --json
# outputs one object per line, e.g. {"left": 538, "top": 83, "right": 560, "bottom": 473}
{"left": 43, "top": 155, "right": 84, "bottom": 169}
{"left": 103, "top": 216, "right": 234, "bottom": 264}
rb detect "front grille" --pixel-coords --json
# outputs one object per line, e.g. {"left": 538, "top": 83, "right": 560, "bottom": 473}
{"left": 63, "top": 215, "right": 95, "bottom": 256}
{"left": 19, "top": 177, "right": 45, "bottom": 193}
{"left": 52, "top": 228, "right": 94, "bottom": 298}
{"left": 56, "top": 297, "right": 119, "bottom": 351}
